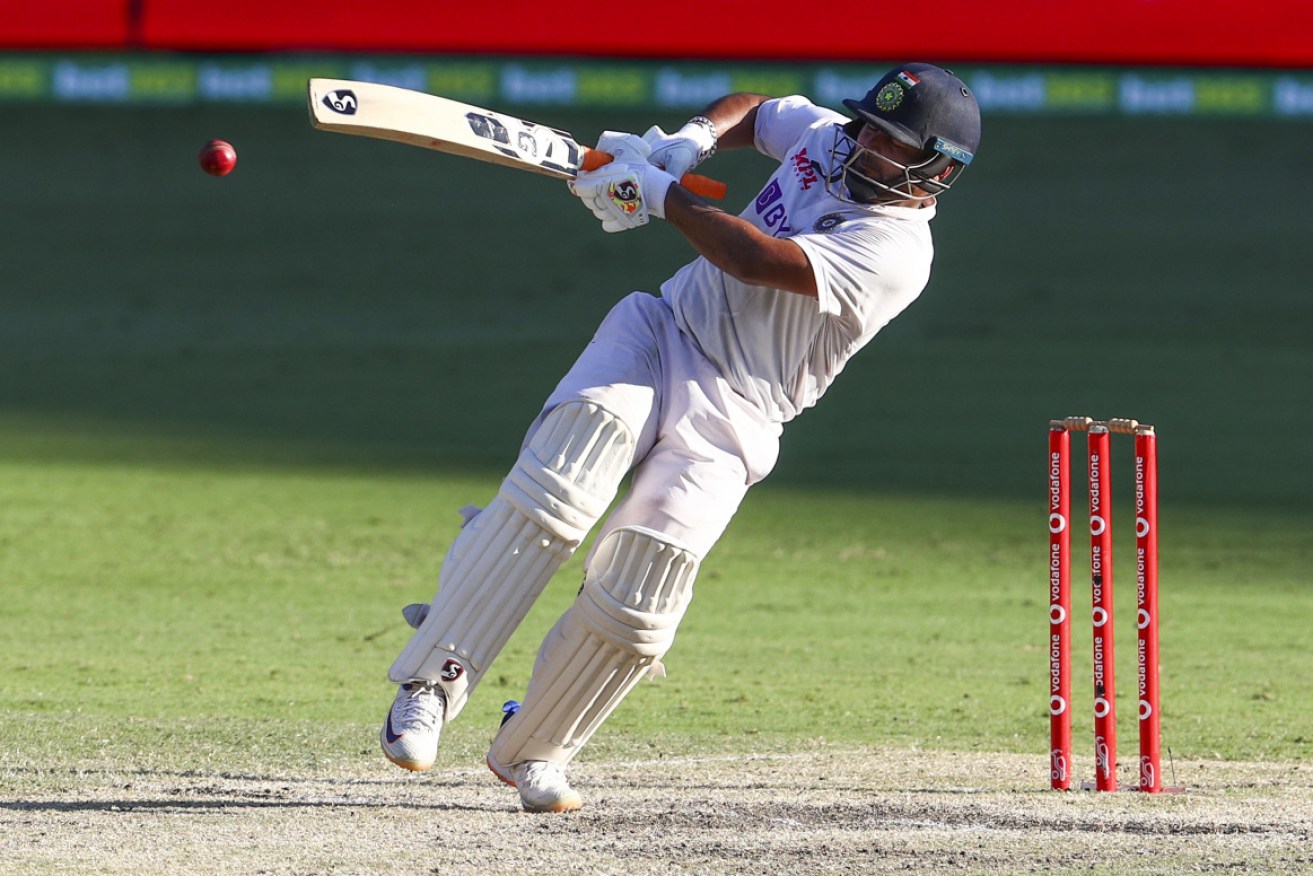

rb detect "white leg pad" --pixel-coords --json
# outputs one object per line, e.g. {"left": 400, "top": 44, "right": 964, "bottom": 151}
{"left": 388, "top": 402, "right": 635, "bottom": 719}
{"left": 488, "top": 526, "right": 700, "bottom": 766}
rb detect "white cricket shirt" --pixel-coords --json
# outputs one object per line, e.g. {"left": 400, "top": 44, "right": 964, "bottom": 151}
{"left": 661, "top": 95, "right": 936, "bottom": 424}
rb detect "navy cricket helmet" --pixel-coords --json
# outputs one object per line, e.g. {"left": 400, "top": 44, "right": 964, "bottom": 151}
{"left": 842, "top": 63, "right": 981, "bottom": 196}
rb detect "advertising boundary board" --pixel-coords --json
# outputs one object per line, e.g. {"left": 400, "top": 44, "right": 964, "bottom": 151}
{"left": 4, "top": 55, "right": 1313, "bottom": 119}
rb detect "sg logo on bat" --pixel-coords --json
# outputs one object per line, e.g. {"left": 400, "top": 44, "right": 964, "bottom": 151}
{"left": 323, "top": 90, "right": 358, "bottom": 115}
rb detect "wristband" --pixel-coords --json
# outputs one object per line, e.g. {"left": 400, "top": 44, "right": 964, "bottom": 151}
{"left": 687, "top": 116, "right": 718, "bottom": 160}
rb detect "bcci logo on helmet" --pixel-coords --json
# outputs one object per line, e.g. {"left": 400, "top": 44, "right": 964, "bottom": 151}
{"left": 874, "top": 83, "right": 904, "bottom": 111}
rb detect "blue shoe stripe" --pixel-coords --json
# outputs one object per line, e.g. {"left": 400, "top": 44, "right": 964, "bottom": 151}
{"left": 385, "top": 712, "right": 403, "bottom": 744}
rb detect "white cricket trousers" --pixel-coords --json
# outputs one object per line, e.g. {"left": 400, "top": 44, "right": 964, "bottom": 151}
{"left": 530, "top": 291, "right": 782, "bottom": 560}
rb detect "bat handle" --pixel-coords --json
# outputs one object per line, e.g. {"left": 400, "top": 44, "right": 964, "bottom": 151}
{"left": 580, "top": 148, "right": 728, "bottom": 201}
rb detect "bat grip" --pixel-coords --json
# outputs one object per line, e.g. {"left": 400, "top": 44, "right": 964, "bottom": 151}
{"left": 581, "top": 148, "right": 727, "bottom": 201}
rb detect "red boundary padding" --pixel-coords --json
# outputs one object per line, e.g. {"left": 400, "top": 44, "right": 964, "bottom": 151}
{"left": 0, "top": 1, "right": 132, "bottom": 49}
{"left": 5, "top": 0, "right": 1313, "bottom": 68}
{"left": 135, "top": 0, "right": 1313, "bottom": 67}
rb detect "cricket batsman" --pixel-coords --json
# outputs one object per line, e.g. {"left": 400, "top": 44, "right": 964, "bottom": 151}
{"left": 379, "top": 63, "right": 982, "bottom": 811}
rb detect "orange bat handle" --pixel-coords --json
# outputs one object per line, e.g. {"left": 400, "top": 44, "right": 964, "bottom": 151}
{"left": 580, "top": 148, "right": 728, "bottom": 201}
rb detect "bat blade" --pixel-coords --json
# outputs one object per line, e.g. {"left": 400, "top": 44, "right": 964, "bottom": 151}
{"left": 307, "top": 78, "right": 727, "bottom": 200}
{"left": 308, "top": 78, "right": 583, "bottom": 180}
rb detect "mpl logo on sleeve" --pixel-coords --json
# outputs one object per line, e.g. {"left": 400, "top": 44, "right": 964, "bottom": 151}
{"left": 790, "top": 148, "right": 819, "bottom": 190}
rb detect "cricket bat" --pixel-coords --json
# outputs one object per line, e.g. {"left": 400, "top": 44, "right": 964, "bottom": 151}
{"left": 307, "top": 79, "right": 727, "bottom": 200}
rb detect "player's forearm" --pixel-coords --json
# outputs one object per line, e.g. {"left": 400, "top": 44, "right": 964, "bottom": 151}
{"left": 663, "top": 187, "right": 816, "bottom": 297}
{"left": 692, "top": 93, "right": 773, "bottom": 152}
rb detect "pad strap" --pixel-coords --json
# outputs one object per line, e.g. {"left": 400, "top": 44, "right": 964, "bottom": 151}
{"left": 488, "top": 527, "right": 700, "bottom": 766}
{"left": 388, "top": 402, "right": 635, "bottom": 719}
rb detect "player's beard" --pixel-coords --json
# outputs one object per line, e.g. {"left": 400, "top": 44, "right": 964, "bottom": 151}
{"left": 825, "top": 126, "right": 914, "bottom": 205}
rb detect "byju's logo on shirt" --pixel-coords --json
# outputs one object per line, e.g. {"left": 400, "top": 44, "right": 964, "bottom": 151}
{"left": 754, "top": 179, "right": 793, "bottom": 237}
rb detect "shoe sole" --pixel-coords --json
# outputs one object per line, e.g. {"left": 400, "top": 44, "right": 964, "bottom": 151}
{"left": 382, "top": 750, "right": 433, "bottom": 772}
{"left": 380, "top": 730, "right": 434, "bottom": 772}
{"left": 486, "top": 754, "right": 583, "bottom": 813}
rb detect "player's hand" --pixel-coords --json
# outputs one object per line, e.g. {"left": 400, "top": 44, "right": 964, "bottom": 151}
{"left": 643, "top": 118, "right": 717, "bottom": 180}
{"left": 570, "top": 132, "right": 676, "bottom": 233}
{"left": 571, "top": 161, "right": 675, "bottom": 232}
{"left": 594, "top": 131, "right": 652, "bottom": 165}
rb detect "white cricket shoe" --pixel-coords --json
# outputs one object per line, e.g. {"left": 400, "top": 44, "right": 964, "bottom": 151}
{"left": 380, "top": 680, "right": 445, "bottom": 772}
{"left": 486, "top": 750, "right": 583, "bottom": 813}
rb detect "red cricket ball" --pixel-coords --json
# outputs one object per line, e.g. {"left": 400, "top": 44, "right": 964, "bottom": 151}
{"left": 199, "top": 139, "right": 238, "bottom": 177}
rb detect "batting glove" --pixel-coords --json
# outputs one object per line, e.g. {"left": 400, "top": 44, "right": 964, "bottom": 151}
{"left": 595, "top": 130, "right": 652, "bottom": 165}
{"left": 570, "top": 132, "right": 676, "bottom": 232}
{"left": 643, "top": 117, "right": 717, "bottom": 180}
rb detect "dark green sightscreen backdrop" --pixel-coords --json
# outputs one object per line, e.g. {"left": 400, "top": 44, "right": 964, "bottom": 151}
{"left": 3, "top": 100, "right": 1309, "bottom": 504}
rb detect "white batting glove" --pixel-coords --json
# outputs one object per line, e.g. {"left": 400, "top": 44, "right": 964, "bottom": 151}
{"left": 643, "top": 117, "right": 717, "bottom": 179}
{"left": 595, "top": 130, "right": 652, "bottom": 164}
{"left": 570, "top": 131, "right": 676, "bottom": 232}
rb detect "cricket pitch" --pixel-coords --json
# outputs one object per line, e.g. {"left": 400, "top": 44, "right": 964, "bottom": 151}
{"left": 3, "top": 749, "right": 1310, "bottom": 875}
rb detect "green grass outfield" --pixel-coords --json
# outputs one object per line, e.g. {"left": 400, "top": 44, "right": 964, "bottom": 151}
{"left": 1, "top": 103, "right": 1310, "bottom": 784}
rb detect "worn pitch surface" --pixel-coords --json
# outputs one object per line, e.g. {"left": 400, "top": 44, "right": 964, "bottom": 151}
{"left": 5, "top": 750, "right": 1310, "bottom": 875}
